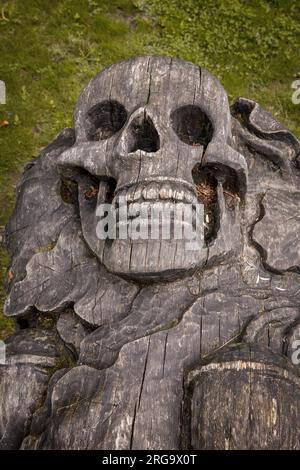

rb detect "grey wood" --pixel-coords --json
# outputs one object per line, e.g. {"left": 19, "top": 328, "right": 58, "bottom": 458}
{"left": 1, "top": 56, "right": 300, "bottom": 450}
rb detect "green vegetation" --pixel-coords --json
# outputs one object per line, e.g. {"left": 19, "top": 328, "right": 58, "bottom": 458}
{"left": 0, "top": 0, "right": 299, "bottom": 338}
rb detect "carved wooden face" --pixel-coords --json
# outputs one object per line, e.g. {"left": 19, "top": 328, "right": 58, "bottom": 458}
{"left": 58, "top": 57, "right": 247, "bottom": 280}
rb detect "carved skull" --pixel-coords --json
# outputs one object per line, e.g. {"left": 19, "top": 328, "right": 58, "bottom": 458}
{"left": 4, "top": 55, "right": 300, "bottom": 451}
{"left": 59, "top": 56, "right": 247, "bottom": 280}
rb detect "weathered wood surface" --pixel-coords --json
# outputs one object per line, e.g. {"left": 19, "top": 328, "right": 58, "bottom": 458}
{"left": 1, "top": 56, "right": 300, "bottom": 450}
{"left": 187, "top": 345, "right": 300, "bottom": 449}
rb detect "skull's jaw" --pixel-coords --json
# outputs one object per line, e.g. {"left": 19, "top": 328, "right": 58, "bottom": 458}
{"left": 71, "top": 175, "right": 208, "bottom": 282}
{"left": 102, "top": 238, "right": 208, "bottom": 282}
{"left": 70, "top": 173, "right": 239, "bottom": 283}
{"left": 100, "top": 198, "right": 207, "bottom": 282}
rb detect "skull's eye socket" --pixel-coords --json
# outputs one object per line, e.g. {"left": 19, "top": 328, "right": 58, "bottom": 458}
{"left": 171, "top": 105, "right": 213, "bottom": 147}
{"left": 87, "top": 100, "right": 127, "bottom": 141}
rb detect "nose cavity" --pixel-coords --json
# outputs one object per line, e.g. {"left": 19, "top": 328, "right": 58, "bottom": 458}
{"left": 127, "top": 110, "right": 160, "bottom": 154}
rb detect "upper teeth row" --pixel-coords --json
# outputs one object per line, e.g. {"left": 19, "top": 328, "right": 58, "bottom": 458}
{"left": 113, "top": 182, "right": 197, "bottom": 205}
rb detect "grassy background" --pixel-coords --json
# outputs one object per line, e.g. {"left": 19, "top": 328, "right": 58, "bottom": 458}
{"left": 0, "top": 0, "right": 300, "bottom": 338}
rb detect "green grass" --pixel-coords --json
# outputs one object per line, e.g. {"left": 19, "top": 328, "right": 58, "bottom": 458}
{"left": 0, "top": 0, "right": 299, "bottom": 338}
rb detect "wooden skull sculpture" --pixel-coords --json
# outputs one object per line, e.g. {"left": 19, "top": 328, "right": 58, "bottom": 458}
{"left": 1, "top": 57, "right": 300, "bottom": 450}
{"left": 58, "top": 56, "right": 247, "bottom": 279}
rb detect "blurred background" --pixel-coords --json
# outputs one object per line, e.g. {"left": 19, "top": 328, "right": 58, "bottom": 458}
{"left": 0, "top": 0, "right": 300, "bottom": 338}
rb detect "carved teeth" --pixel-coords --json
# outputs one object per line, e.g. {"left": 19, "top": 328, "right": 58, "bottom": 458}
{"left": 114, "top": 181, "right": 198, "bottom": 206}
{"left": 184, "top": 191, "right": 196, "bottom": 204}
{"left": 125, "top": 186, "right": 136, "bottom": 202}
{"left": 159, "top": 185, "right": 173, "bottom": 200}
{"left": 174, "top": 189, "right": 185, "bottom": 201}
{"left": 133, "top": 186, "right": 142, "bottom": 201}
{"left": 142, "top": 183, "right": 159, "bottom": 200}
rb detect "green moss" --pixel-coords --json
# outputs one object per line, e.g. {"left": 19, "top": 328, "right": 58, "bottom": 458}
{"left": 0, "top": 0, "right": 299, "bottom": 336}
